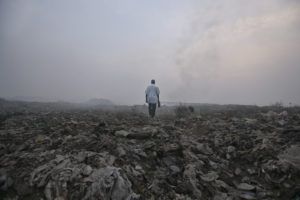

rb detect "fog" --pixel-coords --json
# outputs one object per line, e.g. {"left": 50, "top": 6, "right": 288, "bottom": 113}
{"left": 1, "top": 0, "right": 300, "bottom": 105}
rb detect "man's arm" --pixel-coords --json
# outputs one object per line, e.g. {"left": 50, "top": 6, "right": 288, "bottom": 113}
{"left": 145, "top": 87, "right": 148, "bottom": 103}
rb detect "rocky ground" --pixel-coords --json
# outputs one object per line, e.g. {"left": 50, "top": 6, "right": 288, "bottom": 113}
{"left": 0, "top": 99, "right": 300, "bottom": 200}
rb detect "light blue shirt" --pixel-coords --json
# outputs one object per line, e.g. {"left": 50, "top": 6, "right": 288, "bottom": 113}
{"left": 145, "top": 84, "right": 160, "bottom": 104}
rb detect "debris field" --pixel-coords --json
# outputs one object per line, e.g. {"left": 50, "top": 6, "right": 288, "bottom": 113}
{"left": 0, "top": 100, "right": 300, "bottom": 200}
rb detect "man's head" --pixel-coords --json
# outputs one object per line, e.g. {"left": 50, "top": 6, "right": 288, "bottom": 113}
{"left": 151, "top": 79, "right": 155, "bottom": 84}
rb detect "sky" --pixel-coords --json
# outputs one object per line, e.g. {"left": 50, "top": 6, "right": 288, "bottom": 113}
{"left": 0, "top": 0, "right": 300, "bottom": 105}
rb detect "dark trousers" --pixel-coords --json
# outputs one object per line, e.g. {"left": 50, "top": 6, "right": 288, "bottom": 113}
{"left": 148, "top": 103, "right": 157, "bottom": 117}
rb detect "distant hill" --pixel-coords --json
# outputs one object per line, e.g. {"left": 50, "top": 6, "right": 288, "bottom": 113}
{"left": 161, "top": 101, "right": 217, "bottom": 106}
{"left": 9, "top": 96, "right": 57, "bottom": 102}
{"left": 84, "top": 98, "right": 114, "bottom": 106}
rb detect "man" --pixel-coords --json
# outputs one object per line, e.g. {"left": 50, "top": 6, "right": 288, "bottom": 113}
{"left": 145, "top": 79, "right": 160, "bottom": 118}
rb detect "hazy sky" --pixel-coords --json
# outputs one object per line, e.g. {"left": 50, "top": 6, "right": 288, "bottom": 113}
{"left": 1, "top": 0, "right": 300, "bottom": 105}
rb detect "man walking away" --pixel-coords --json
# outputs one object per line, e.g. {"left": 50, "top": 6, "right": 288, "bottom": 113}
{"left": 145, "top": 79, "right": 160, "bottom": 118}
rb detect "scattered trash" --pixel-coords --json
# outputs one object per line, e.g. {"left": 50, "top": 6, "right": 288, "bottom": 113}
{"left": 0, "top": 100, "right": 299, "bottom": 199}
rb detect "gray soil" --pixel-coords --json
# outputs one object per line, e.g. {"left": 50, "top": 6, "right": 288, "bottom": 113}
{"left": 0, "top": 100, "right": 300, "bottom": 200}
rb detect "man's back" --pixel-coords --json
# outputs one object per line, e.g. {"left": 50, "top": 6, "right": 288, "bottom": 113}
{"left": 145, "top": 84, "right": 160, "bottom": 104}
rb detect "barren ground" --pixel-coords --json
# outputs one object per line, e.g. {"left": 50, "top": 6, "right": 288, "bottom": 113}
{"left": 0, "top": 100, "right": 300, "bottom": 200}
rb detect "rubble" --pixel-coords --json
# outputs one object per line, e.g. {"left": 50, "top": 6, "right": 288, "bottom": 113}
{"left": 0, "top": 100, "right": 300, "bottom": 199}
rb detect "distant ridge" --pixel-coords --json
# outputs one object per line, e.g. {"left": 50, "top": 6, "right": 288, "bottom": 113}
{"left": 84, "top": 98, "right": 114, "bottom": 106}
{"left": 161, "top": 101, "right": 217, "bottom": 106}
{"left": 9, "top": 96, "right": 57, "bottom": 103}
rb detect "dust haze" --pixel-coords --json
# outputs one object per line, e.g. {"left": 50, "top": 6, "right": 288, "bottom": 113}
{"left": 1, "top": 0, "right": 300, "bottom": 105}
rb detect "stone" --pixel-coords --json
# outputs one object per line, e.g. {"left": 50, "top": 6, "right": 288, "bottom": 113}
{"left": 237, "top": 183, "right": 255, "bottom": 191}
{"left": 135, "top": 165, "right": 143, "bottom": 171}
{"left": 116, "top": 146, "right": 126, "bottom": 157}
{"left": 82, "top": 165, "right": 93, "bottom": 176}
{"left": 235, "top": 168, "right": 242, "bottom": 175}
{"left": 115, "top": 130, "right": 130, "bottom": 137}
{"left": 200, "top": 171, "right": 218, "bottom": 182}
{"left": 239, "top": 193, "right": 256, "bottom": 200}
{"left": 169, "top": 165, "right": 181, "bottom": 174}
{"left": 227, "top": 146, "right": 236, "bottom": 153}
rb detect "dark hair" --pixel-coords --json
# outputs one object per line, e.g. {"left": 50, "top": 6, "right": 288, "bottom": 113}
{"left": 151, "top": 79, "right": 155, "bottom": 84}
